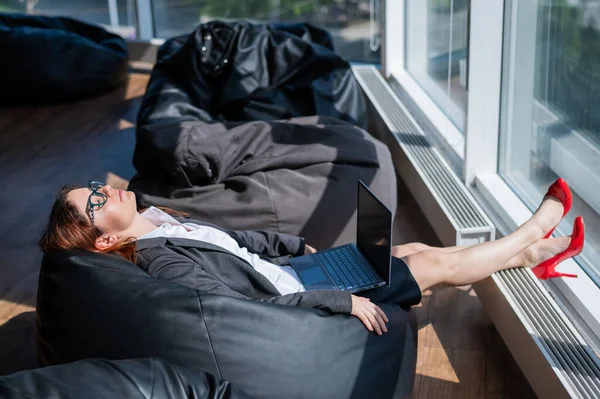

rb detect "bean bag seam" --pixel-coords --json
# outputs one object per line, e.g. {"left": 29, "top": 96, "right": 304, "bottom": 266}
{"left": 195, "top": 292, "right": 223, "bottom": 379}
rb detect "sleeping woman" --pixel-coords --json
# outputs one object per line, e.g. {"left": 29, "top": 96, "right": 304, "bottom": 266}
{"left": 39, "top": 178, "right": 584, "bottom": 335}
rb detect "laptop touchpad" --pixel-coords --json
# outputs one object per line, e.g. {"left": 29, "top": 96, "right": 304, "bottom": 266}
{"left": 300, "top": 267, "right": 329, "bottom": 285}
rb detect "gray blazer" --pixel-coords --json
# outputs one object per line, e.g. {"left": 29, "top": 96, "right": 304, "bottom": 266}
{"left": 135, "top": 217, "right": 353, "bottom": 314}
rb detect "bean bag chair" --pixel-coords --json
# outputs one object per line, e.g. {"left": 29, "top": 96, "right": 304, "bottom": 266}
{"left": 36, "top": 250, "right": 419, "bottom": 399}
{"left": 129, "top": 21, "right": 396, "bottom": 249}
{"left": 0, "top": 357, "right": 249, "bottom": 398}
{"left": 0, "top": 13, "right": 128, "bottom": 105}
{"left": 136, "top": 20, "right": 366, "bottom": 128}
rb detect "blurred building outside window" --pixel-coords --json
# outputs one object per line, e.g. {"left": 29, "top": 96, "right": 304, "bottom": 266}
{"left": 0, "top": 0, "right": 381, "bottom": 62}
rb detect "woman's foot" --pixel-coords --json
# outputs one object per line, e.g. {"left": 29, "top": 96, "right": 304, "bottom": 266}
{"left": 519, "top": 237, "right": 571, "bottom": 269}
{"left": 532, "top": 216, "right": 583, "bottom": 279}
{"left": 543, "top": 178, "right": 572, "bottom": 238}
{"left": 526, "top": 195, "right": 567, "bottom": 239}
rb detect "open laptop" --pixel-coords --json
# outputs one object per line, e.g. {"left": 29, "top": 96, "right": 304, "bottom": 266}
{"left": 289, "top": 180, "right": 392, "bottom": 293}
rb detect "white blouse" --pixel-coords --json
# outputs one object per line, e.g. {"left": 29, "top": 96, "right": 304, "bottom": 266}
{"left": 137, "top": 207, "right": 305, "bottom": 295}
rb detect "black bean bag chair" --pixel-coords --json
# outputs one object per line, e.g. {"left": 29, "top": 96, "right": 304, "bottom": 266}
{"left": 137, "top": 20, "right": 367, "bottom": 129}
{"left": 0, "top": 13, "right": 128, "bottom": 105}
{"left": 36, "top": 250, "right": 419, "bottom": 399}
{"left": 129, "top": 21, "right": 396, "bottom": 249}
{"left": 0, "top": 357, "right": 249, "bottom": 398}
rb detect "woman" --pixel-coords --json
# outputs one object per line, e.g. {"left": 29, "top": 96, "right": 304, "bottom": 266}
{"left": 39, "top": 178, "right": 584, "bottom": 335}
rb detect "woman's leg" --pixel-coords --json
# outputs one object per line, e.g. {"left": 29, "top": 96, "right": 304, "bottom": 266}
{"left": 403, "top": 196, "right": 567, "bottom": 291}
{"left": 392, "top": 243, "right": 464, "bottom": 258}
{"left": 393, "top": 238, "right": 566, "bottom": 276}
{"left": 393, "top": 239, "right": 559, "bottom": 265}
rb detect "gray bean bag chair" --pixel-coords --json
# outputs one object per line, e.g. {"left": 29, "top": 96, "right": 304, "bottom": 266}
{"left": 130, "top": 116, "right": 397, "bottom": 250}
{"left": 36, "top": 251, "right": 419, "bottom": 399}
{"left": 129, "top": 21, "right": 396, "bottom": 250}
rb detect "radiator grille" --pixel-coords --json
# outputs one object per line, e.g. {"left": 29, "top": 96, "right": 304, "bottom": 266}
{"left": 496, "top": 268, "right": 600, "bottom": 398}
{"left": 353, "top": 66, "right": 489, "bottom": 230}
{"left": 352, "top": 65, "right": 600, "bottom": 398}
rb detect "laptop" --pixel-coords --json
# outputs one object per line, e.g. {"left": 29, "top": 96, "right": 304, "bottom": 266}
{"left": 289, "top": 180, "right": 392, "bottom": 293}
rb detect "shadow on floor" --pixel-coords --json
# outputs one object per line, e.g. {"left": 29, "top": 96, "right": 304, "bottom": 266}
{"left": 393, "top": 179, "right": 536, "bottom": 398}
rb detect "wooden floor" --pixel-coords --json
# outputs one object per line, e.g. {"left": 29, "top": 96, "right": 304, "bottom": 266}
{"left": 394, "top": 179, "right": 536, "bottom": 398}
{"left": 0, "top": 74, "right": 535, "bottom": 398}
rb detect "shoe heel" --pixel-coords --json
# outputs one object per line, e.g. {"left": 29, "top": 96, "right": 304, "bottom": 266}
{"left": 548, "top": 271, "right": 578, "bottom": 279}
{"left": 532, "top": 216, "right": 585, "bottom": 280}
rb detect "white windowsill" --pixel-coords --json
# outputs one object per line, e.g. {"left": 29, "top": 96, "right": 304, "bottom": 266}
{"left": 392, "top": 70, "right": 465, "bottom": 161}
{"left": 474, "top": 173, "right": 600, "bottom": 346}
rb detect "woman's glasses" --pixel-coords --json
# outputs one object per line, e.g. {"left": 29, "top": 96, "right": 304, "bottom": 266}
{"left": 88, "top": 180, "right": 107, "bottom": 225}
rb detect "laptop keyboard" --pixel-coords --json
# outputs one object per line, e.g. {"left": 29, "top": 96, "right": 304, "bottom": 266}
{"left": 316, "top": 246, "right": 380, "bottom": 290}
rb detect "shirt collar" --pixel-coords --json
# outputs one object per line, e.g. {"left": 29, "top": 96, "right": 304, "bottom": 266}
{"left": 141, "top": 206, "right": 182, "bottom": 227}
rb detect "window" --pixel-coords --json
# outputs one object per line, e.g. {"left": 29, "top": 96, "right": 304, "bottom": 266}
{"left": 1, "top": 1, "right": 381, "bottom": 63}
{"left": 384, "top": 0, "right": 600, "bottom": 342}
{"left": 0, "top": 0, "right": 138, "bottom": 38}
{"left": 500, "top": 0, "right": 600, "bottom": 286}
{"left": 405, "top": 0, "right": 469, "bottom": 132}
{"left": 151, "top": 0, "right": 382, "bottom": 63}
{"left": 0, "top": 0, "right": 29, "bottom": 13}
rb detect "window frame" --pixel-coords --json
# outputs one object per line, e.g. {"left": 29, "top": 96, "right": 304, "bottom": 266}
{"left": 383, "top": 0, "right": 467, "bottom": 163}
{"left": 383, "top": 0, "right": 600, "bottom": 340}
{"left": 135, "top": 0, "right": 155, "bottom": 40}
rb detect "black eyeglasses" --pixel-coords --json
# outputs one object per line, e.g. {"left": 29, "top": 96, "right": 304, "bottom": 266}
{"left": 88, "top": 180, "right": 107, "bottom": 225}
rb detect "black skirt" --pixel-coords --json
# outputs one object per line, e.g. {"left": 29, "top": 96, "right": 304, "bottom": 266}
{"left": 359, "top": 256, "right": 422, "bottom": 310}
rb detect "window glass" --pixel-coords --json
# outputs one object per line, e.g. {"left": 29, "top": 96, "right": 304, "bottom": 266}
{"left": 0, "top": 0, "right": 137, "bottom": 38}
{"left": 501, "top": 0, "right": 600, "bottom": 286}
{"left": 0, "top": 0, "right": 28, "bottom": 13}
{"left": 151, "top": 0, "right": 381, "bottom": 63}
{"left": 405, "top": 0, "right": 469, "bottom": 132}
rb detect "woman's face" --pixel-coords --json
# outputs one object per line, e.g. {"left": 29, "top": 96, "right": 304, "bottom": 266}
{"left": 68, "top": 184, "right": 137, "bottom": 236}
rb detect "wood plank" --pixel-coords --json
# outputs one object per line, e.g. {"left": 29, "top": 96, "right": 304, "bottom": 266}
{"left": 0, "top": 248, "right": 41, "bottom": 307}
{"left": 0, "top": 74, "right": 149, "bottom": 247}
{"left": 416, "top": 347, "right": 461, "bottom": 398}
{"left": 424, "top": 286, "right": 489, "bottom": 351}
{"left": 0, "top": 267, "right": 38, "bottom": 320}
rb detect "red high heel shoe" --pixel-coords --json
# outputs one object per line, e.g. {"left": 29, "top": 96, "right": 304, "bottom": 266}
{"left": 544, "top": 178, "right": 572, "bottom": 238}
{"left": 532, "top": 216, "right": 584, "bottom": 280}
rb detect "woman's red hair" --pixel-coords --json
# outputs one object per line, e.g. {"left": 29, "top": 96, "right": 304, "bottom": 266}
{"left": 39, "top": 185, "right": 186, "bottom": 263}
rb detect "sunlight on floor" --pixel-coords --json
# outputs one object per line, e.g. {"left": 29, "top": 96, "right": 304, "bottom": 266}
{"left": 417, "top": 310, "right": 460, "bottom": 383}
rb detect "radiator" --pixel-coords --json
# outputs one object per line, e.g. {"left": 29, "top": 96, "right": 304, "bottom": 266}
{"left": 352, "top": 65, "right": 600, "bottom": 399}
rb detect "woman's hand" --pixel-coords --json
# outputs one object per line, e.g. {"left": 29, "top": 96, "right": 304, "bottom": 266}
{"left": 350, "top": 295, "right": 389, "bottom": 335}
{"left": 304, "top": 244, "right": 317, "bottom": 254}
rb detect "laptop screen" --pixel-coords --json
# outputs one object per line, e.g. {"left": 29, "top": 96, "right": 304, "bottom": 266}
{"left": 357, "top": 181, "right": 392, "bottom": 285}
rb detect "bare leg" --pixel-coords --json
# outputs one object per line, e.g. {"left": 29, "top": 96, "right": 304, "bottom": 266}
{"left": 394, "top": 239, "right": 561, "bottom": 265}
{"left": 502, "top": 237, "right": 570, "bottom": 270}
{"left": 392, "top": 243, "right": 464, "bottom": 258}
{"left": 393, "top": 238, "right": 566, "bottom": 278}
{"left": 403, "top": 196, "right": 566, "bottom": 291}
